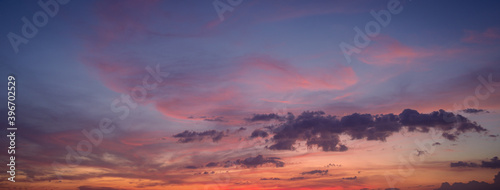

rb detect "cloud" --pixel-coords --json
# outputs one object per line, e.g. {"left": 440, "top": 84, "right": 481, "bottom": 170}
{"left": 202, "top": 155, "right": 285, "bottom": 169}
{"left": 198, "top": 171, "right": 216, "bottom": 175}
{"left": 265, "top": 109, "right": 486, "bottom": 151}
{"left": 301, "top": 170, "right": 328, "bottom": 175}
{"left": 247, "top": 113, "right": 285, "bottom": 122}
{"left": 496, "top": 172, "right": 500, "bottom": 185}
{"left": 237, "top": 55, "right": 358, "bottom": 92}
{"left": 238, "top": 155, "right": 284, "bottom": 168}
{"left": 185, "top": 165, "right": 200, "bottom": 169}
{"left": 84, "top": 50, "right": 358, "bottom": 123}
{"left": 398, "top": 109, "right": 485, "bottom": 133}
{"left": 342, "top": 176, "right": 357, "bottom": 180}
{"left": 78, "top": 186, "right": 124, "bottom": 190}
{"left": 250, "top": 129, "right": 269, "bottom": 138}
{"left": 442, "top": 133, "right": 458, "bottom": 141}
{"left": 482, "top": 157, "right": 500, "bottom": 169}
{"left": 203, "top": 116, "right": 226, "bottom": 122}
{"left": 135, "top": 182, "right": 169, "bottom": 188}
{"left": 358, "top": 35, "right": 432, "bottom": 66}
{"left": 172, "top": 130, "right": 225, "bottom": 143}
{"left": 462, "top": 108, "right": 489, "bottom": 114}
{"left": 450, "top": 156, "right": 500, "bottom": 169}
{"left": 289, "top": 177, "right": 305, "bottom": 181}
{"left": 450, "top": 161, "right": 479, "bottom": 168}
{"left": 205, "top": 162, "right": 219, "bottom": 167}
{"left": 185, "top": 162, "right": 220, "bottom": 169}
{"left": 462, "top": 27, "right": 500, "bottom": 44}
{"left": 415, "top": 149, "right": 427, "bottom": 156}
{"left": 261, "top": 177, "right": 281, "bottom": 180}
{"left": 434, "top": 172, "right": 500, "bottom": 190}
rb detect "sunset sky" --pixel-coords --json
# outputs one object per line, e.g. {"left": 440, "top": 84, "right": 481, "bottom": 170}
{"left": 1, "top": 0, "right": 500, "bottom": 189}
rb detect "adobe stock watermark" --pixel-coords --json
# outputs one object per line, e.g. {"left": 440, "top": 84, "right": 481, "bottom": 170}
{"left": 6, "top": 0, "right": 69, "bottom": 54}
{"left": 384, "top": 73, "right": 500, "bottom": 189}
{"left": 213, "top": 0, "right": 243, "bottom": 21}
{"left": 339, "top": 0, "right": 403, "bottom": 64}
{"left": 50, "top": 64, "right": 169, "bottom": 180}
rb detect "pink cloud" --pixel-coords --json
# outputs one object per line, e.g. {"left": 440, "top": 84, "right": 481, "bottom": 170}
{"left": 358, "top": 35, "right": 476, "bottom": 67}
{"left": 78, "top": 1, "right": 362, "bottom": 122}
{"left": 155, "top": 86, "right": 247, "bottom": 121}
{"left": 77, "top": 1, "right": 365, "bottom": 123}
{"left": 83, "top": 53, "right": 358, "bottom": 122}
{"left": 236, "top": 55, "right": 357, "bottom": 92}
{"left": 358, "top": 35, "right": 433, "bottom": 66}
{"left": 462, "top": 27, "right": 500, "bottom": 44}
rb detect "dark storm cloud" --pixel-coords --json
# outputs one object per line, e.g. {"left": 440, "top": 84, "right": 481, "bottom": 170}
{"left": 450, "top": 156, "right": 500, "bottom": 169}
{"left": 289, "top": 177, "right": 305, "bottom": 180}
{"left": 268, "top": 139, "right": 296, "bottom": 151}
{"left": 222, "top": 160, "right": 235, "bottom": 168}
{"left": 173, "top": 130, "right": 225, "bottom": 143}
{"left": 206, "top": 162, "right": 219, "bottom": 167}
{"left": 435, "top": 172, "right": 500, "bottom": 190}
{"left": 450, "top": 161, "right": 479, "bottom": 168}
{"left": 462, "top": 108, "right": 489, "bottom": 114}
{"left": 398, "top": 109, "right": 485, "bottom": 133}
{"left": 238, "top": 155, "right": 284, "bottom": 168}
{"left": 202, "top": 171, "right": 214, "bottom": 175}
{"left": 246, "top": 113, "right": 286, "bottom": 122}
{"left": 209, "top": 155, "right": 285, "bottom": 168}
{"left": 250, "top": 129, "right": 269, "bottom": 138}
{"left": 261, "top": 177, "right": 281, "bottom": 180}
{"left": 481, "top": 156, "right": 500, "bottom": 169}
{"left": 264, "top": 109, "right": 486, "bottom": 152}
{"left": 185, "top": 162, "right": 220, "bottom": 169}
{"left": 185, "top": 165, "right": 200, "bottom": 169}
{"left": 301, "top": 170, "right": 328, "bottom": 175}
{"left": 442, "top": 133, "right": 458, "bottom": 141}
{"left": 342, "top": 176, "right": 357, "bottom": 180}
{"left": 305, "top": 134, "right": 348, "bottom": 152}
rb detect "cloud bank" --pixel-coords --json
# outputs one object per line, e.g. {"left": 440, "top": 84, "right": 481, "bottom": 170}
{"left": 435, "top": 171, "right": 500, "bottom": 190}
{"left": 450, "top": 157, "right": 500, "bottom": 169}
{"left": 173, "top": 130, "right": 225, "bottom": 143}
{"left": 264, "top": 109, "right": 485, "bottom": 151}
